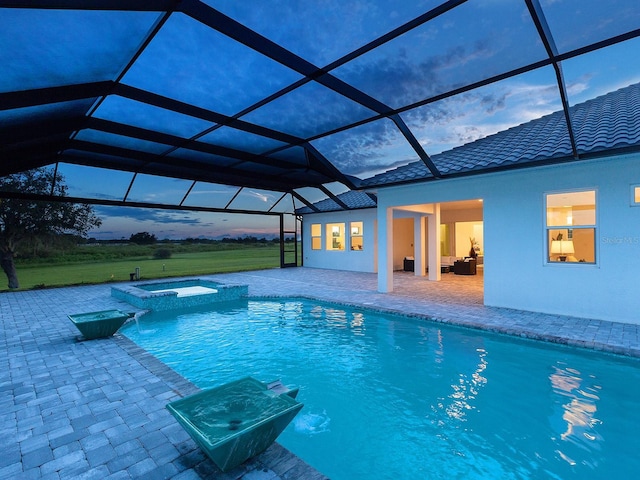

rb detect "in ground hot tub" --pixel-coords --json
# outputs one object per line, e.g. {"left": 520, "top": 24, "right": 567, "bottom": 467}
{"left": 111, "top": 278, "right": 248, "bottom": 311}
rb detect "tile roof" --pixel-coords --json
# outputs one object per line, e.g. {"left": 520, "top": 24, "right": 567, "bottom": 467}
{"left": 361, "top": 82, "right": 640, "bottom": 188}
{"left": 296, "top": 190, "right": 377, "bottom": 214}
{"left": 298, "top": 83, "right": 640, "bottom": 213}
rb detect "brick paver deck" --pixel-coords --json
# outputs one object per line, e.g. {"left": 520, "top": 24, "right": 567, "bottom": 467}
{"left": 2, "top": 267, "right": 639, "bottom": 479}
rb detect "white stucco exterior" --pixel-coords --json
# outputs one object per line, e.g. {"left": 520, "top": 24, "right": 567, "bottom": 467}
{"left": 302, "top": 209, "right": 378, "bottom": 272}
{"left": 302, "top": 153, "right": 640, "bottom": 325}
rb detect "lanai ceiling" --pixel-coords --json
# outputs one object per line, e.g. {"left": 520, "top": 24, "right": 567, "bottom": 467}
{"left": 1, "top": 0, "right": 639, "bottom": 215}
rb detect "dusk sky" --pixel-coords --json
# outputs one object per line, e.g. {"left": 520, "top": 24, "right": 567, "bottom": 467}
{"left": 3, "top": 1, "right": 638, "bottom": 240}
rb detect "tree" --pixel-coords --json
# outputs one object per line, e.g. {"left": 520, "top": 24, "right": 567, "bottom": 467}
{"left": 129, "top": 231, "right": 157, "bottom": 245}
{"left": 0, "top": 168, "right": 102, "bottom": 289}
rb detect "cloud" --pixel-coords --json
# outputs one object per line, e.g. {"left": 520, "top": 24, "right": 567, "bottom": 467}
{"left": 480, "top": 93, "right": 506, "bottom": 115}
{"left": 88, "top": 209, "right": 281, "bottom": 240}
{"left": 336, "top": 38, "right": 497, "bottom": 109}
{"left": 120, "top": 13, "right": 301, "bottom": 117}
{"left": 312, "top": 68, "right": 573, "bottom": 177}
{"left": 93, "top": 206, "right": 203, "bottom": 226}
{"left": 312, "top": 119, "right": 421, "bottom": 176}
{"left": 246, "top": 190, "right": 271, "bottom": 203}
{"left": 189, "top": 187, "right": 238, "bottom": 196}
{"left": 243, "top": 80, "right": 376, "bottom": 139}
{"left": 312, "top": 80, "right": 529, "bottom": 176}
{"left": 214, "top": 0, "right": 435, "bottom": 67}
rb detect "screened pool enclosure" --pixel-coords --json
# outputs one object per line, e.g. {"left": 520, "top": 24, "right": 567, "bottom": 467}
{"left": 1, "top": 1, "right": 640, "bottom": 263}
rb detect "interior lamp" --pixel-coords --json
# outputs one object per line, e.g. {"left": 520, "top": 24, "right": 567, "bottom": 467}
{"left": 551, "top": 240, "right": 575, "bottom": 261}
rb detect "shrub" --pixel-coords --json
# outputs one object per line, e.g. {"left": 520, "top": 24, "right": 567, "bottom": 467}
{"left": 153, "top": 248, "right": 172, "bottom": 260}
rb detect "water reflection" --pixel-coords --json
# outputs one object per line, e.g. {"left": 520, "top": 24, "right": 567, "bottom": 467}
{"left": 445, "top": 347, "right": 489, "bottom": 421}
{"left": 350, "top": 312, "right": 364, "bottom": 333}
{"left": 549, "top": 363, "right": 603, "bottom": 465}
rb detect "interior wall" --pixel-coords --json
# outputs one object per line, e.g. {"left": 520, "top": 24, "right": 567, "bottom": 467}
{"left": 441, "top": 206, "right": 483, "bottom": 257}
{"left": 376, "top": 153, "right": 640, "bottom": 324}
{"left": 455, "top": 221, "right": 484, "bottom": 257}
{"left": 393, "top": 217, "right": 414, "bottom": 270}
{"left": 441, "top": 207, "right": 483, "bottom": 223}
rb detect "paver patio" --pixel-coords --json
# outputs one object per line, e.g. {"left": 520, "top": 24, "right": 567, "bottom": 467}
{"left": 1, "top": 267, "right": 639, "bottom": 479}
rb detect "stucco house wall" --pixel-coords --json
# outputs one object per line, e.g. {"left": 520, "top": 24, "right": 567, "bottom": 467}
{"left": 302, "top": 209, "right": 377, "bottom": 272}
{"left": 376, "top": 153, "right": 640, "bottom": 324}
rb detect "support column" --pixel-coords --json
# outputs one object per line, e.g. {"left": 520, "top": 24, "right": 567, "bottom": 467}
{"left": 377, "top": 207, "right": 393, "bottom": 292}
{"left": 427, "top": 203, "right": 441, "bottom": 281}
{"left": 414, "top": 215, "right": 426, "bottom": 277}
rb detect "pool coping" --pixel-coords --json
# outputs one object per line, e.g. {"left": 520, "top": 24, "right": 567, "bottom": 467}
{"left": 246, "top": 294, "right": 640, "bottom": 359}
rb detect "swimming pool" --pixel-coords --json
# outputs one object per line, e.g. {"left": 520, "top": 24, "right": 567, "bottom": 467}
{"left": 121, "top": 298, "right": 640, "bottom": 479}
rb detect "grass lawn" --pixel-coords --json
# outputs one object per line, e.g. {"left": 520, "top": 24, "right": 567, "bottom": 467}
{"left": 4, "top": 245, "right": 282, "bottom": 291}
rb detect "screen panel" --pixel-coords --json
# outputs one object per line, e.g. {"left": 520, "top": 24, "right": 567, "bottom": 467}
{"left": 227, "top": 187, "right": 283, "bottom": 212}
{"left": 74, "top": 129, "right": 171, "bottom": 155}
{"left": 268, "top": 193, "right": 295, "bottom": 214}
{"left": 126, "top": 173, "right": 195, "bottom": 205}
{"left": 543, "top": 0, "right": 640, "bottom": 54}
{"left": 207, "top": 0, "right": 446, "bottom": 66}
{"left": 311, "top": 118, "right": 419, "bottom": 177}
{"left": 0, "top": 99, "right": 95, "bottom": 130}
{"left": 560, "top": 37, "right": 640, "bottom": 155}
{"left": 199, "top": 126, "right": 287, "bottom": 154}
{"left": 93, "top": 96, "right": 212, "bottom": 138}
{"left": 292, "top": 186, "right": 331, "bottom": 207}
{"left": 0, "top": 8, "right": 160, "bottom": 93}
{"left": 122, "top": 13, "right": 302, "bottom": 116}
{"left": 241, "top": 81, "right": 376, "bottom": 138}
{"left": 400, "top": 66, "right": 563, "bottom": 156}
{"left": 56, "top": 163, "right": 133, "bottom": 201}
{"left": 181, "top": 182, "right": 240, "bottom": 209}
{"left": 332, "top": 1, "right": 548, "bottom": 109}
{"left": 560, "top": 37, "right": 640, "bottom": 107}
{"left": 266, "top": 146, "right": 309, "bottom": 166}
{"left": 167, "top": 148, "right": 240, "bottom": 167}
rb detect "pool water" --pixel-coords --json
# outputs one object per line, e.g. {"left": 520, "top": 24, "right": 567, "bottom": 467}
{"left": 121, "top": 298, "right": 640, "bottom": 479}
{"left": 149, "top": 286, "right": 218, "bottom": 297}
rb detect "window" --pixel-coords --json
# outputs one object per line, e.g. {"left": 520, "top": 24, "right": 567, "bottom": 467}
{"left": 326, "top": 223, "right": 345, "bottom": 251}
{"left": 350, "top": 222, "right": 363, "bottom": 250}
{"left": 546, "top": 190, "right": 596, "bottom": 263}
{"left": 311, "top": 223, "right": 321, "bottom": 250}
{"left": 632, "top": 185, "right": 640, "bottom": 206}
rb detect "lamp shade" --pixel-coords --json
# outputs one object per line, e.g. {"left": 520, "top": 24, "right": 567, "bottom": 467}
{"left": 551, "top": 240, "right": 575, "bottom": 255}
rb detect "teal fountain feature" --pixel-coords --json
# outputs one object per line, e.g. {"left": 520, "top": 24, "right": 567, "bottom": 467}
{"left": 68, "top": 309, "right": 133, "bottom": 340}
{"left": 166, "top": 377, "right": 303, "bottom": 472}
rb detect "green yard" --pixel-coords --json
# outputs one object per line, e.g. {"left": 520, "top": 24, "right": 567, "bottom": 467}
{"left": 3, "top": 243, "right": 284, "bottom": 291}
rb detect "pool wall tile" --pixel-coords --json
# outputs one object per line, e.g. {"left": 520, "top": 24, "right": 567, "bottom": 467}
{"left": 111, "top": 279, "right": 248, "bottom": 311}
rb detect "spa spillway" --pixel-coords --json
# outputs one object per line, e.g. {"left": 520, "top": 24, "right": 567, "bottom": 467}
{"left": 166, "top": 377, "right": 303, "bottom": 472}
{"left": 68, "top": 309, "right": 132, "bottom": 340}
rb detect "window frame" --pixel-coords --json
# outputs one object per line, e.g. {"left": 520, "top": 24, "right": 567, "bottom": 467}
{"left": 544, "top": 189, "right": 598, "bottom": 265}
{"left": 350, "top": 221, "right": 363, "bottom": 251}
{"left": 326, "top": 223, "right": 345, "bottom": 251}
{"left": 310, "top": 223, "right": 322, "bottom": 250}
{"left": 631, "top": 184, "right": 640, "bottom": 206}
